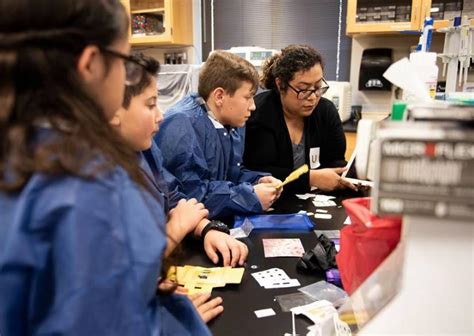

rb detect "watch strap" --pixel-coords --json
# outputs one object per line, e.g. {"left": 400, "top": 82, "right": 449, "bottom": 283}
{"left": 201, "top": 220, "right": 230, "bottom": 241}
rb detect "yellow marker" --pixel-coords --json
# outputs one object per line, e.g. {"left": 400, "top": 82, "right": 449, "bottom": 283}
{"left": 276, "top": 164, "right": 309, "bottom": 189}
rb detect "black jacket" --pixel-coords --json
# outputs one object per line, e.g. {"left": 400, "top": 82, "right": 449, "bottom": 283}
{"left": 243, "top": 90, "right": 347, "bottom": 193}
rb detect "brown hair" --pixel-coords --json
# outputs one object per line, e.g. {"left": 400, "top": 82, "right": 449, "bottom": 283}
{"left": 122, "top": 52, "right": 161, "bottom": 109}
{"left": 0, "top": 0, "right": 148, "bottom": 191}
{"left": 198, "top": 50, "right": 259, "bottom": 100}
{"left": 261, "top": 44, "right": 324, "bottom": 93}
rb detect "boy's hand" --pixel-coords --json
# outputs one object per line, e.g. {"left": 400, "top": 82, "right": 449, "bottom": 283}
{"left": 168, "top": 198, "right": 209, "bottom": 240}
{"left": 258, "top": 176, "right": 283, "bottom": 198}
{"left": 203, "top": 231, "right": 248, "bottom": 267}
{"left": 253, "top": 183, "right": 279, "bottom": 210}
{"left": 189, "top": 293, "right": 224, "bottom": 323}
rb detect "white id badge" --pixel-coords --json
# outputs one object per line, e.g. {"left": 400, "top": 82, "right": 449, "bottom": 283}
{"left": 309, "top": 147, "right": 320, "bottom": 169}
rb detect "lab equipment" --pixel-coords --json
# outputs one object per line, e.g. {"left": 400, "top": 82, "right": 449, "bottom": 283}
{"left": 225, "top": 46, "right": 278, "bottom": 68}
{"left": 437, "top": 16, "right": 474, "bottom": 92}
{"left": 420, "top": 17, "right": 434, "bottom": 52}
{"left": 348, "top": 101, "right": 474, "bottom": 335}
{"left": 323, "top": 81, "right": 352, "bottom": 122}
{"left": 409, "top": 51, "right": 439, "bottom": 99}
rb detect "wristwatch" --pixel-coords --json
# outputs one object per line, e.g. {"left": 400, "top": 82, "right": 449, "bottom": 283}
{"left": 201, "top": 220, "right": 230, "bottom": 240}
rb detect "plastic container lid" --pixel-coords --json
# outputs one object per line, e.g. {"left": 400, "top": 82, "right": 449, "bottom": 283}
{"left": 391, "top": 101, "right": 407, "bottom": 121}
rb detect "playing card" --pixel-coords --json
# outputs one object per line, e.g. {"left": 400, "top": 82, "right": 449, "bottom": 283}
{"left": 254, "top": 308, "right": 276, "bottom": 318}
{"left": 251, "top": 268, "right": 290, "bottom": 287}
{"left": 264, "top": 278, "right": 301, "bottom": 289}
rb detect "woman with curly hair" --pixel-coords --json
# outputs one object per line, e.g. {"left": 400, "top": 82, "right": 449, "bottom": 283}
{"left": 244, "top": 44, "right": 357, "bottom": 194}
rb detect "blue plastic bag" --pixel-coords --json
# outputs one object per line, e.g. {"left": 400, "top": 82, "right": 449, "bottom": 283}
{"left": 233, "top": 213, "right": 314, "bottom": 231}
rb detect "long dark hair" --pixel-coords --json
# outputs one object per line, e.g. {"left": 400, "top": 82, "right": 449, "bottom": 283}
{"left": 0, "top": 0, "right": 146, "bottom": 191}
{"left": 261, "top": 44, "right": 324, "bottom": 93}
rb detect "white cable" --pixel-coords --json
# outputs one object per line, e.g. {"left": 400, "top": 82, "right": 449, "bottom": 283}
{"left": 336, "top": 0, "right": 343, "bottom": 81}
{"left": 211, "top": 0, "right": 215, "bottom": 52}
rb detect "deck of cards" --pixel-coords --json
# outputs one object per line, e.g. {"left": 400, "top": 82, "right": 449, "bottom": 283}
{"left": 251, "top": 268, "right": 300, "bottom": 289}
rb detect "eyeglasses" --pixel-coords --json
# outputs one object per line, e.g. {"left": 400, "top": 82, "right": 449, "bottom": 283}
{"left": 99, "top": 47, "right": 146, "bottom": 86}
{"left": 287, "top": 78, "right": 330, "bottom": 100}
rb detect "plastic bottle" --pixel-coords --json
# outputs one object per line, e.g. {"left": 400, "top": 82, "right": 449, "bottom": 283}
{"left": 420, "top": 17, "right": 434, "bottom": 52}
{"left": 409, "top": 52, "right": 439, "bottom": 99}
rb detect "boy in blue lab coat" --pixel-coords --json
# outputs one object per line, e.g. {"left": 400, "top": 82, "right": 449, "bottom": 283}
{"left": 110, "top": 52, "right": 250, "bottom": 322}
{"left": 155, "top": 51, "right": 282, "bottom": 220}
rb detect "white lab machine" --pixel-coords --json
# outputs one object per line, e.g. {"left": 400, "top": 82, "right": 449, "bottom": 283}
{"left": 331, "top": 102, "right": 474, "bottom": 335}
{"left": 323, "top": 81, "right": 352, "bottom": 122}
{"left": 225, "top": 46, "right": 278, "bottom": 68}
{"left": 438, "top": 16, "right": 474, "bottom": 93}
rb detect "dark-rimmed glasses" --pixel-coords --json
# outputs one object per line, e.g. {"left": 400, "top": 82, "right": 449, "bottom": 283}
{"left": 99, "top": 47, "right": 146, "bottom": 86}
{"left": 287, "top": 78, "right": 330, "bottom": 100}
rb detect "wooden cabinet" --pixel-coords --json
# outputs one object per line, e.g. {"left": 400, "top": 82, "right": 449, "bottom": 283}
{"left": 120, "top": 0, "right": 193, "bottom": 46}
{"left": 347, "top": 0, "right": 474, "bottom": 35}
{"left": 425, "top": 0, "right": 474, "bottom": 30}
{"left": 346, "top": 0, "right": 424, "bottom": 34}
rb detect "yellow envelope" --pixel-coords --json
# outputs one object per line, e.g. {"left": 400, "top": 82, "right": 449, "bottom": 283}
{"left": 222, "top": 267, "right": 245, "bottom": 284}
{"left": 184, "top": 283, "right": 214, "bottom": 295}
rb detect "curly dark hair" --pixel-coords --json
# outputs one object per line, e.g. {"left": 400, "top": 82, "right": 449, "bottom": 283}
{"left": 122, "top": 52, "right": 161, "bottom": 109}
{"left": 261, "top": 44, "right": 324, "bottom": 92}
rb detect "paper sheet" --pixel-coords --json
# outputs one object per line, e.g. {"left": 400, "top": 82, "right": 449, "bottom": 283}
{"left": 314, "top": 213, "right": 332, "bottom": 219}
{"left": 254, "top": 308, "right": 276, "bottom": 318}
{"left": 263, "top": 238, "right": 305, "bottom": 258}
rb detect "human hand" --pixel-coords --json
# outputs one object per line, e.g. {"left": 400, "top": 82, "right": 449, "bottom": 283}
{"left": 309, "top": 168, "right": 357, "bottom": 191}
{"left": 253, "top": 183, "right": 279, "bottom": 210}
{"left": 258, "top": 176, "right": 283, "bottom": 198}
{"left": 203, "top": 230, "right": 248, "bottom": 267}
{"left": 258, "top": 175, "right": 282, "bottom": 186}
{"left": 168, "top": 198, "right": 209, "bottom": 241}
{"left": 189, "top": 293, "right": 224, "bottom": 323}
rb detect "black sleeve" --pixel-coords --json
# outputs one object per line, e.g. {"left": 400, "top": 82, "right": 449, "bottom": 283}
{"left": 244, "top": 122, "right": 311, "bottom": 194}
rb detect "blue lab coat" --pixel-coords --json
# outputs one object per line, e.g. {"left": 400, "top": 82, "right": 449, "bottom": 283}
{"left": 0, "top": 138, "right": 210, "bottom": 335}
{"left": 154, "top": 93, "right": 268, "bottom": 220}
{"left": 140, "top": 141, "right": 187, "bottom": 212}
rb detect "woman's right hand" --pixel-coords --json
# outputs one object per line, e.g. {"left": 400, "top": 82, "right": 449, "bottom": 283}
{"left": 253, "top": 183, "right": 279, "bottom": 210}
{"left": 309, "top": 168, "right": 357, "bottom": 191}
{"left": 168, "top": 198, "right": 209, "bottom": 241}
